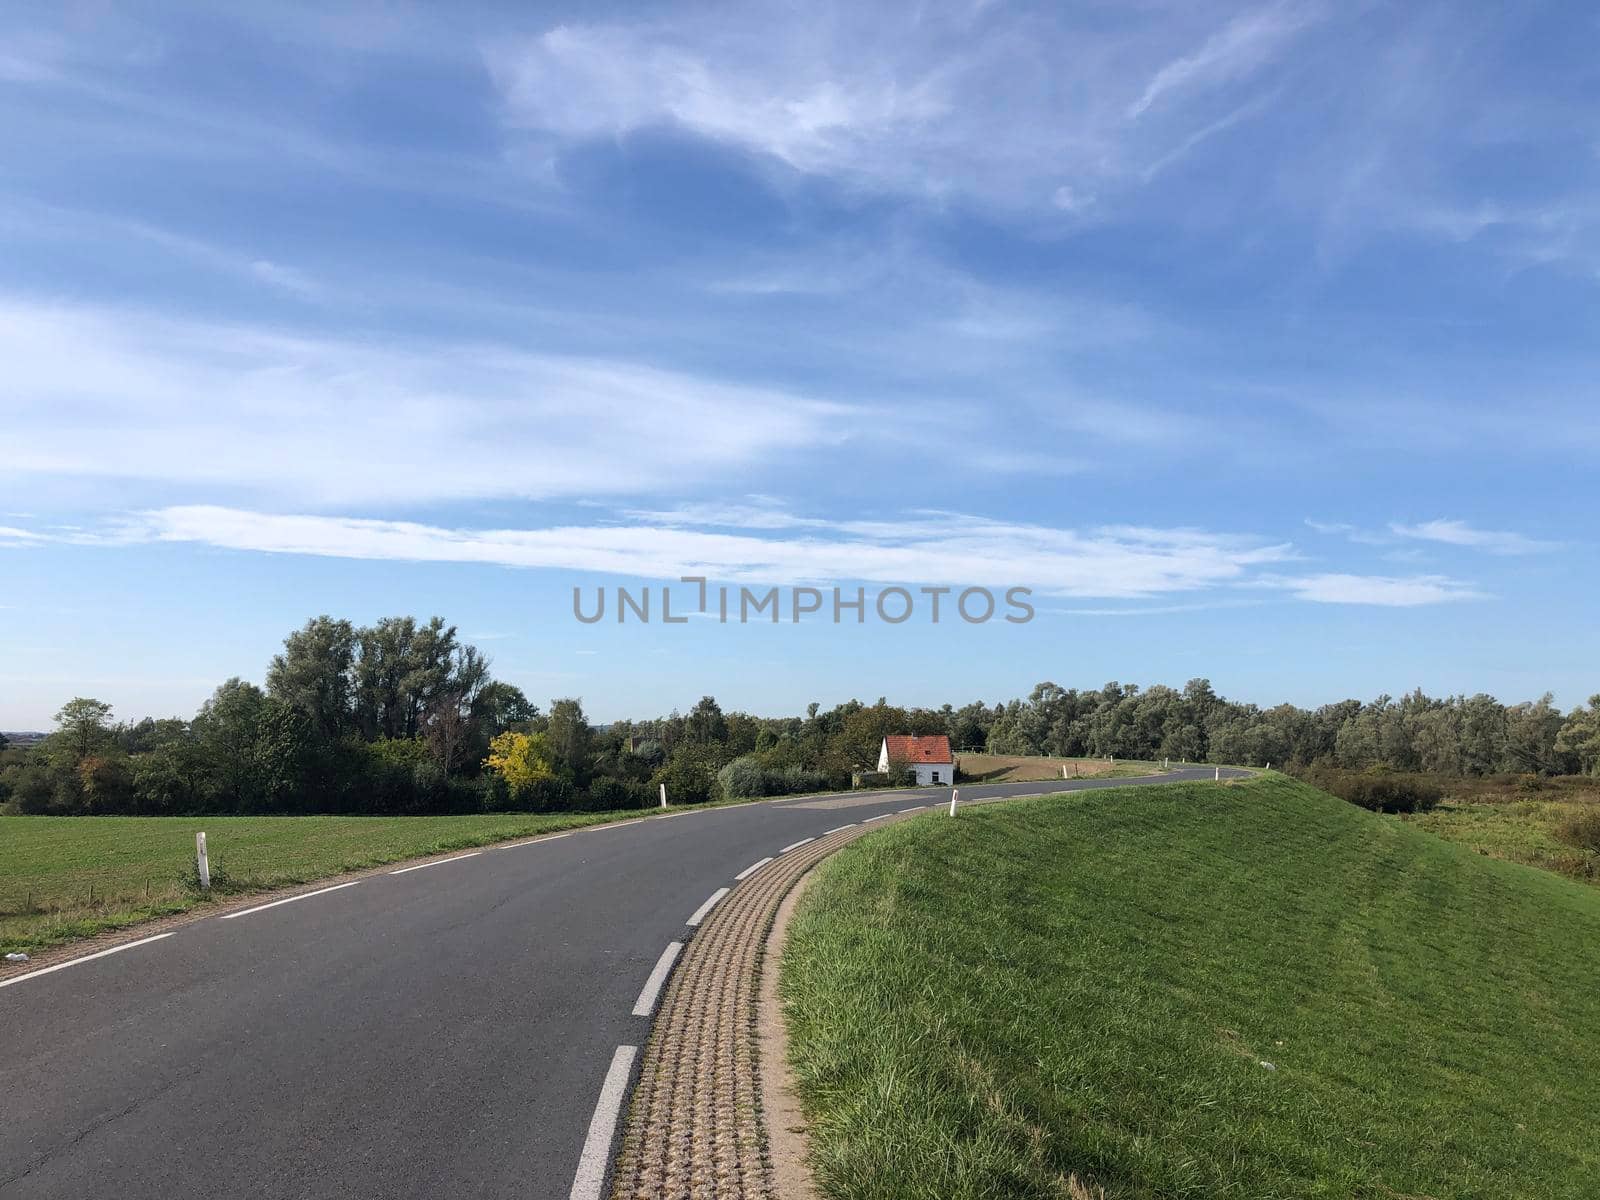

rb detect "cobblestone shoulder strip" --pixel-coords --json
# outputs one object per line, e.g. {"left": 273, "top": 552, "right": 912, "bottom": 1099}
{"left": 609, "top": 817, "right": 908, "bottom": 1199}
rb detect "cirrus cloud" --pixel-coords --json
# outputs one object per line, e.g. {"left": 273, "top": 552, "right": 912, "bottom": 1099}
{"left": 7, "top": 502, "right": 1483, "bottom": 607}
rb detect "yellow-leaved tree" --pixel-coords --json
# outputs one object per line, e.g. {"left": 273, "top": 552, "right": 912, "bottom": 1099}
{"left": 484, "top": 730, "right": 556, "bottom": 792}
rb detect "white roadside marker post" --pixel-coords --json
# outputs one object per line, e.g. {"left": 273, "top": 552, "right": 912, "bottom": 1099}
{"left": 948, "top": 787, "right": 959, "bottom": 817}
{"left": 659, "top": 783, "right": 668, "bottom": 809}
{"left": 196, "top": 831, "right": 211, "bottom": 890}
{"left": 1215, "top": 766, "right": 1220, "bottom": 782}
{"left": 1062, "top": 764, "right": 1068, "bottom": 779}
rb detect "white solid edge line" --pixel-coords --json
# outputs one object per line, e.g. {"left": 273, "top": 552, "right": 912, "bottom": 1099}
{"left": 898, "top": 806, "right": 927, "bottom": 813}
{"left": 821, "top": 824, "right": 856, "bottom": 835}
{"left": 569, "top": 1044, "right": 639, "bottom": 1200}
{"left": 631, "top": 941, "right": 684, "bottom": 1017}
{"left": 734, "top": 856, "right": 774, "bottom": 881}
{"left": 220, "top": 880, "right": 363, "bottom": 920}
{"left": 779, "top": 837, "right": 815, "bottom": 854}
{"left": 685, "top": 887, "right": 730, "bottom": 927}
{"left": 387, "top": 851, "right": 483, "bottom": 876}
{"left": 0, "top": 931, "right": 175, "bottom": 990}
{"left": 499, "top": 832, "right": 573, "bottom": 849}
{"left": 861, "top": 813, "right": 890, "bottom": 822}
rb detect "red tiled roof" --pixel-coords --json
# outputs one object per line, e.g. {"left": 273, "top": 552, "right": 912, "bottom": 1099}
{"left": 883, "top": 734, "right": 953, "bottom": 764}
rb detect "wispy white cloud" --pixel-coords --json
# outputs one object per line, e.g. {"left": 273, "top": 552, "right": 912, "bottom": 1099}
{"left": 0, "top": 297, "right": 857, "bottom": 505}
{"left": 489, "top": 21, "right": 951, "bottom": 178}
{"left": 1308, "top": 516, "right": 1560, "bottom": 556}
{"left": 1262, "top": 572, "right": 1485, "bottom": 606}
{"left": 1053, "top": 600, "right": 1261, "bottom": 617}
{"left": 1126, "top": 3, "right": 1315, "bottom": 120}
{"left": 481, "top": 2, "right": 1310, "bottom": 210}
{"left": 0, "top": 200, "right": 330, "bottom": 302}
{"left": 47, "top": 504, "right": 1300, "bottom": 599}
{"left": 6, "top": 503, "right": 1475, "bottom": 606}
{"left": 247, "top": 259, "right": 323, "bottom": 299}
{"left": 0, "top": 525, "right": 46, "bottom": 545}
{"left": 1390, "top": 519, "right": 1561, "bottom": 556}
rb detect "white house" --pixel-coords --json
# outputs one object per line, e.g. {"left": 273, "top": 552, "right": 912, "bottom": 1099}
{"left": 878, "top": 734, "right": 955, "bottom": 786}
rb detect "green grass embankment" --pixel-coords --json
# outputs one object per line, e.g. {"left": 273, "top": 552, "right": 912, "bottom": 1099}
{"left": 782, "top": 775, "right": 1600, "bottom": 1199}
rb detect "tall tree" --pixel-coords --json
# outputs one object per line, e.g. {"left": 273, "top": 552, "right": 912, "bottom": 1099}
{"left": 471, "top": 681, "right": 538, "bottom": 735}
{"left": 354, "top": 616, "right": 461, "bottom": 739}
{"left": 267, "top": 616, "right": 357, "bottom": 741}
{"left": 686, "top": 695, "right": 728, "bottom": 745}
{"left": 547, "top": 698, "right": 592, "bottom": 779}
{"left": 52, "top": 697, "right": 114, "bottom": 761}
{"left": 192, "top": 678, "right": 267, "bottom": 812}
{"left": 1556, "top": 696, "right": 1600, "bottom": 776}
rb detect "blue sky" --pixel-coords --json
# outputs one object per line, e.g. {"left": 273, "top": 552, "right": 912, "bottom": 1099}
{"left": 1, "top": 1, "right": 1596, "bottom": 728}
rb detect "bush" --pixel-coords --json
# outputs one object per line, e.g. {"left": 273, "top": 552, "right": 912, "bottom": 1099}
{"left": 582, "top": 777, "right": 653, "bottom": 812}
{"left": 718, "top": 754, "right": 769, "bottom": 799}
{"left": 718, "top": 756, "right": 837, "bottom": 800}
{"left": 1301, "top": 766, "right": 1442, "bottom": 814}
{"left": 772, "top": 764, "right": 832, "bottom": 795}
{"left": 1556, "top": 807, "right": 1600, "bottom": 855}
{"left": 653, "top": 746, "right": 721, "bottom": 806}
{"left": 359, "top": 737, "right": 446, "bottom": 814}
{"left": 856, "top": 765, "right": 919, "bottom": 789}
{"left": 508, "top": 776, "right": 576, "bottom": 813}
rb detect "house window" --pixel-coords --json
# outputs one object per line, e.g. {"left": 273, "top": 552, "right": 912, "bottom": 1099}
{"left": 931, "top": 770, "right": 941, "bottom": 783}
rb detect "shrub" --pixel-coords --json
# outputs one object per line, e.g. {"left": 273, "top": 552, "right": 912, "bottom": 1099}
{"left": 9, "top": 765, "right": 55, "bottom": 815}
{"left": 718, "top": 754, "right": 769, "bottom": 799}
{"left": 1300, "top": 766, "right": 1442, "bottom": 814}
{"left": 653, "top": 746, "right": 721, "bottom": 806}
{"left": 357, "top": 737, "right": 449, "bottom": 814}
{"left": 582, "top": 777, "right": 653, "bottom": 812}
{"left": 716, "top": 755, "right": 835, "bottom": 801}
{"left": 509, "top": 776, "right": 576, "bottom": 813}
{"left": 630, "top": 739, "right": 666, "bottom": 770}
{"left": 772, "top": 764, "right": 832, "bottom": 795}
{"left": 1556, "top": 807, "right": 1600, "bottom": 855}
{"left": 854, "top": 768, "right": 915, "bottom": 789}
{"left": 476, "top": 771, "right": 510, "bottom": 812}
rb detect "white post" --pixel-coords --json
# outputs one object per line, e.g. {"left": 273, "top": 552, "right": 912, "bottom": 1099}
{"left": 1266, "top": 761, "right": 1271, "bottom": 772}
{"left": 1215, "top": 766, "right": 1220, "bottom": 781}
{"left": 659, "top": 783, "right": 668, "bottom": 809}
{"left": 196, "top": 831, "right": 210, "bottom": 890}
{"left": 1062, "top": 764, "right": 1068, "bottom": 779}
{"left": 948, "top": 787, "right": 958, "bottom": 817}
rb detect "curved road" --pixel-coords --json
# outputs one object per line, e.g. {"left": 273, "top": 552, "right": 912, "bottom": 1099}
{"left": 0, "top": 768, "right": 1245, "bottom": 1199}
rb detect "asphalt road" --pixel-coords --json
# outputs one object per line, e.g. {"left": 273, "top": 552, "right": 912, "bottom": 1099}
{"left": 0, "top": 767, "right": 1246, "bottom": 1199}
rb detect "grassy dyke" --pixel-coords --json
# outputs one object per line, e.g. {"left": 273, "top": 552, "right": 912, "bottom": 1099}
{"left": 0, "top": 808, "right": 670, "bottom": 954}
{"left": 780, "top": 776, "right": 1600, "bottom": 1199}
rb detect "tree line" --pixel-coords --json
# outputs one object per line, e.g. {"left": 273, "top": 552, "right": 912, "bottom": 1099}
{"left": 2, "top": 613, "right": 1597, "bottom": 818}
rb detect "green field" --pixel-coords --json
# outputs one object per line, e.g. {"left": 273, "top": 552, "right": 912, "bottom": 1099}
{"left": 780, "top": 776, "right": 1600, "bottom": 1199}
{"left": 0, "top": 809, "right": 657, "bottom": 955}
